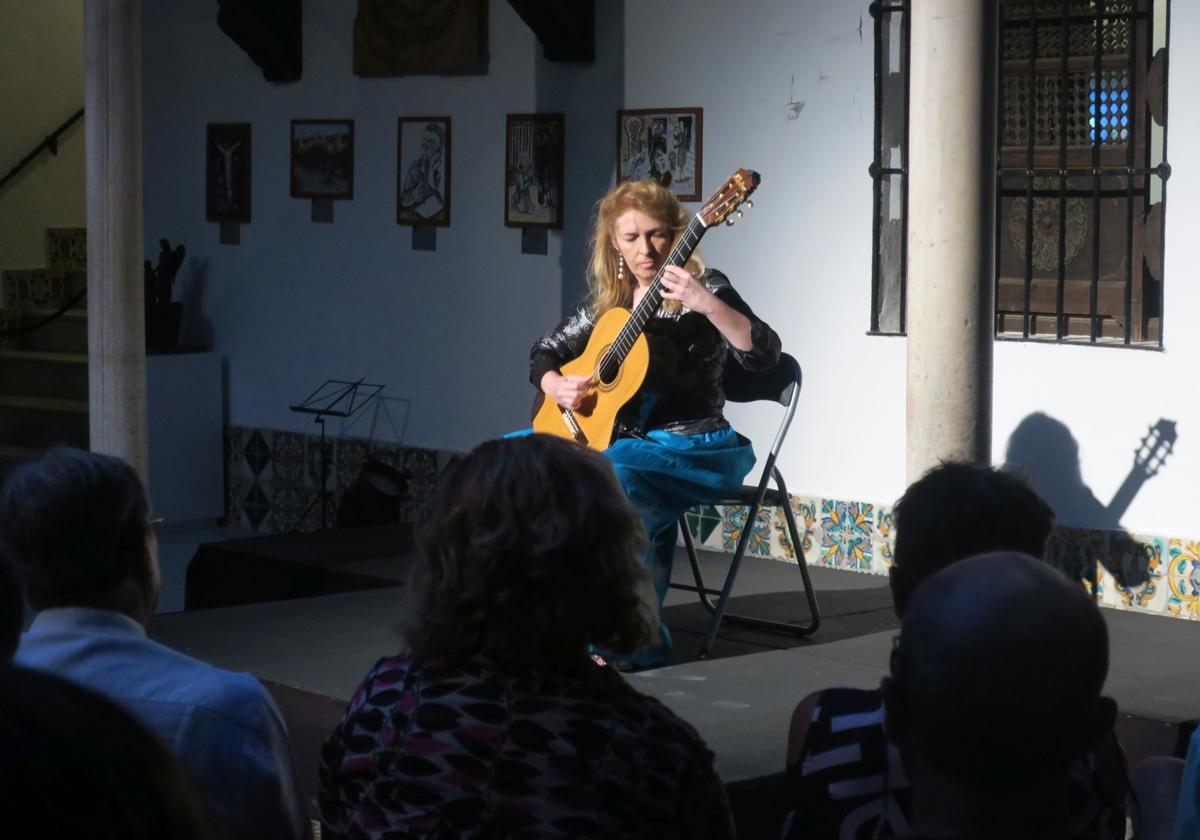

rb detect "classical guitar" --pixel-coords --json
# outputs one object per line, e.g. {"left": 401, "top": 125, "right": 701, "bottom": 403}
{"left": 531, "top": 169, "right": 760, "bottom": 450}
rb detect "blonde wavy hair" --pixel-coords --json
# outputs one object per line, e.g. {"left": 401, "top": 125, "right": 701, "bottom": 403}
{"left": 586, "top": 179, "right": 704, "bottom": 317}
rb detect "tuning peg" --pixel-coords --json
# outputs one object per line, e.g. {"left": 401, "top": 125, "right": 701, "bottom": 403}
{"left": 745, "top": 200, "right": 754, "bottom": 209}
{"left": 725, "top": 217, "right": 736, "bottom": 226}
{"left": 736, "top": 210, "right": 744, "bottom": 219}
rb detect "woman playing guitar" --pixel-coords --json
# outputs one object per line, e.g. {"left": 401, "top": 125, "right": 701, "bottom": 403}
{"left": 530, "top": 178, "right": 781, "bottom": 668}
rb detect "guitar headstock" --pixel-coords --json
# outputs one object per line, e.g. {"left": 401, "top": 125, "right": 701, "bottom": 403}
{"left": 698, "top": 168, "right": 761, "bottom": 228}
{"left": 1133, "top": 418, "right": 1177, "bottom": 478}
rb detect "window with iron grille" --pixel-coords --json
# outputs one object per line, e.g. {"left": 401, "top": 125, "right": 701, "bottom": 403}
{"left": 996, "top": 0, "right": 1170, "bottom": 346}
{"left": 869, "top": 1, "right": 910, "bottom": 335}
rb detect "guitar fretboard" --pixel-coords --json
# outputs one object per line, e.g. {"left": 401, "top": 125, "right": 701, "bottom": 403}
{"left": 597, "top": 215, "right": 708, "bottom": 382}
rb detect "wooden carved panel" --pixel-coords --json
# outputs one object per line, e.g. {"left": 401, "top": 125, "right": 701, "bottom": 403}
{"left": 353, "top": 0, "right": 488, "bottom": 77}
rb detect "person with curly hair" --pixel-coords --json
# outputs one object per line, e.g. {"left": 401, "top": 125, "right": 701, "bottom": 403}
{"left": 318, "top": 434, "right": 735, "bottom": 840}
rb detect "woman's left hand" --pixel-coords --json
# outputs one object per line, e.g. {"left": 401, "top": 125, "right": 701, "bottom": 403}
{"left": 658, "top": 266, "right": 716, "bottom": 314}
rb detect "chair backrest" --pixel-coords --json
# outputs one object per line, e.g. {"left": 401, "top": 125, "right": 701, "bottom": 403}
{"left": 722, "top": 353, "right": 801, "bottom": 460}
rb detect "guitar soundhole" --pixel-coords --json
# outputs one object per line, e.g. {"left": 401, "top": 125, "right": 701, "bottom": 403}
{"left": 597, "top": 357, "right": 620, "bottom": 387}
{"left": 594, "top": 342, "right": 624, "bottom": 390}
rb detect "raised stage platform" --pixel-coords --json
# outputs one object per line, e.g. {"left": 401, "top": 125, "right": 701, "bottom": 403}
{"left": 149, "top": 533, "right": 1200, "bottom": 836}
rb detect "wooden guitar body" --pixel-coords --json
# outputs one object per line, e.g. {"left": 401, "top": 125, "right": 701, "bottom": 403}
{"left": 530, "top": 167, "right": 760, "bottom": 451}
{"left": 531, "top": 306, "right": 649, "bottom": 450}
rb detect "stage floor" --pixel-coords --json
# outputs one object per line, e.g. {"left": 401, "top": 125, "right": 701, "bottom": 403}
{"left": 150, "top": 543, "right": 1200, "bottom": 787}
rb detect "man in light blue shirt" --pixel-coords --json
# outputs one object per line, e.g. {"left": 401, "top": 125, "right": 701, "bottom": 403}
{"left": 3, "top": 448, "right": 310, "bottom": 840}
{"left": 1181, "top": 727, "right": 1200, "bottom": 840}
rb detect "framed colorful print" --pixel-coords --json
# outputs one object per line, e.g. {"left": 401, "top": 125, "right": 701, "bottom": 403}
{"left": 206, "top": 123, "right": 252, "bottom": 223}
{"left": 290, "top": 119, "right": 355, "bottom": 200}
{"left": 397, "top": 117, "right": 451, "bottom": 226}
{"left": 504, "top": 113, "right": 564, "bottom": 229}
{"left": 617, "top": 107, "right": 703, "bottom": 201}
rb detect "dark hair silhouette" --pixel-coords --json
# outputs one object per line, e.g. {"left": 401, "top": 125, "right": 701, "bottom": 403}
{"left": 891, "top": 461, "right": 1055, "bottom": 616}
{"left": 403, "top": 434, "right": 652, "bottom": 666}
{"left": 0, "top": 553, "right": 22, "bottom": 664}
{"left": 0, "top": 665, "right": 213, "bottom": 837}
{"left": 0, "top": 447, "right": 151, "bottom": 612}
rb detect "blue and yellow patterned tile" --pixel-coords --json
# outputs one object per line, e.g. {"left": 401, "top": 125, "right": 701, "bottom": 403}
{"left": 820, "top": 499, "right": 874, "bottom": 572}
{"left": 721, "top": 504, "right": 773, "bottom": 558}
{"left": 872, "top": 503, "right": 896, "bottom": 573}
{"left": 772, "top": 495, "right": 818, "bottom": 563}
{"left": 1165, "top": 539, "right": 1200, "bottom": 621}
{"left": 1105, "top": 535, "right": 1168, "bottom": 615}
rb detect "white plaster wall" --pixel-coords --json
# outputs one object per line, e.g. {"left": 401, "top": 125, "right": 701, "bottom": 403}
{"left": 0, "top": 0, "right": 85, "bottom": 269}
{"left": 623, "top": 2, "right": 904, "bottom": 505}
{"left": 993, "top": 3, "right": 1199, "bottom": 539}
{"left": 142, "top": 0, "right": 622, "bottom": 453}
{"left": 140, "top": 0, "right": 1197, "bottom": 538}
{"left": 628, "top": 0, "right": 1198, "bottom": 540}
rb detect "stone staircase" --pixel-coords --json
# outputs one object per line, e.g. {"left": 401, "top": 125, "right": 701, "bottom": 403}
{"left": 0, "top": 227, "right": 89, "bottom": 478}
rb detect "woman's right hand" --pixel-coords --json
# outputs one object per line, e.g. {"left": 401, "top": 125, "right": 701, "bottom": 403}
{"left": 541, "top": 371, "right": 594, "bottom": 410}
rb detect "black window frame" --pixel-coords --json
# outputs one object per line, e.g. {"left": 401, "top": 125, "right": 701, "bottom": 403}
{"left": 868, "top": 0, "right": 911, "bottom": 336}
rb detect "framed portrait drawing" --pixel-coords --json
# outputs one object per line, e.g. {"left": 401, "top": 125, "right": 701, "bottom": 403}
{"left": 505, "top": 113, "right": 564, "bottom": 229}
{"left": 397, "top": 117, "right": 451, "bottom": 226}
{"left": 206, "top": 123, "right": 251, "bottom": 223}
{"left": 617, "top": 107, "right": 703, "bottom": 201}
{"left": 290, "top": 119, "right": 355, "bottom": 200}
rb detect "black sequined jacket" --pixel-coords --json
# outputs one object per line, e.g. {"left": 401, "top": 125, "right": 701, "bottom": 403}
{"left": 529, "top": 270, "right": 782, "bottom": 437}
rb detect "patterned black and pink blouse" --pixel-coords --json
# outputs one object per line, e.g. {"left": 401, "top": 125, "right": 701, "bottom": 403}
{"left": 319, "top": 654, "right": 735, "bottom": 839}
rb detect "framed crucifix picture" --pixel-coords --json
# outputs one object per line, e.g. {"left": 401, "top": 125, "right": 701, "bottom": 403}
{"left": 206, "top": 123, "right": 252, "bottom": 223}
{"left": 504, "top": 113, "right": 564, "bottom": 229}
{"left": 617, "top": 107, "right": 703, "bottom": 201}
{"left": 397, "top": 117, "right": 451, "bottom": 226}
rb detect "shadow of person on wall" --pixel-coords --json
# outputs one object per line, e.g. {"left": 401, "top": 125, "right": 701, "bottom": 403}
{"left": 1004, "top": 412, "right": 1177, "bottom": 591}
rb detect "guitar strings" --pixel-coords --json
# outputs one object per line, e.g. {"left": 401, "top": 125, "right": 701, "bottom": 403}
{"left": 597, "top": 214, "right": 708, "bottom": 379}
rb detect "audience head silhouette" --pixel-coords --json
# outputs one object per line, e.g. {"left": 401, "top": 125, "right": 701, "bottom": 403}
{"left": 883, "top": 551, "right": 1116, "bottom": 836}
{"left": 4, "top": 448, "right": 310, "bottom": 837}
{"left": 891, "top": 461, "right": 1054, "bottom": 616}
{"left": 404, "top": 433, "right": 652, "bottom": 667}
{"left": 322, "top": 434, "right": 735, "bottom": 837}
{"left": 0, "top": 553, "right": 22, "bottom": 664}
{"left": 0, "top": 665, "right": 212, "bottom": 837}
{"left": 0, "top": 447, "right": 158, "bottom": 624}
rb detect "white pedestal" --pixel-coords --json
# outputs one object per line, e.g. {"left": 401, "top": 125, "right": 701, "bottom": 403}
{"left": 146, "top": 351, "right": 223, "bottom": 524}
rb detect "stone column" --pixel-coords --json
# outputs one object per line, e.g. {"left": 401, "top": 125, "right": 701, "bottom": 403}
{"left": 85, "top": 0, "right": 147, "bottom": 479}
{"left": 906, "top": 0, "right": 997, "bottom": 483}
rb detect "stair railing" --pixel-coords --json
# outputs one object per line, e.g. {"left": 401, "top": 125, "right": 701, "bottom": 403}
{"left": 0, "top": 108, "right": 85, "bottom": 194}
{"left": 0, "top": 288, "right": 87, "bottom": 339}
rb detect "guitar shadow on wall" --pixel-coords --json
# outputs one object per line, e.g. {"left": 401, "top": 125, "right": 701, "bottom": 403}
{"left": 1003, "top": 412, "right": 1177, "bottom": 591}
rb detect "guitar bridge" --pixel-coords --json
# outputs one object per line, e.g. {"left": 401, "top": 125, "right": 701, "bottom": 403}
{"left": 561, "top": 409, "right": 588, "bottom": 445}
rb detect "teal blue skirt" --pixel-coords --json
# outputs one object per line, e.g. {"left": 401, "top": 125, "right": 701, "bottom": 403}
{"left": 605, "top": 426, "right": 755, "bottom": 666}
{"left": 509, "top": 425, "right": 755, "bottom": 667}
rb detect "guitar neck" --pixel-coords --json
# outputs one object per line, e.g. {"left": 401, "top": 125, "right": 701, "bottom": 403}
{"left": 608, "top": 215, "right": 709, "bottom": 364}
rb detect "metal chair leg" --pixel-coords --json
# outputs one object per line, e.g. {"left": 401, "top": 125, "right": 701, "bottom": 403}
{"left": 695, "top": 491, "right": 821, "bottom": 658}
{"left": 699, "top": 501, "right": 758, "bottom": 659}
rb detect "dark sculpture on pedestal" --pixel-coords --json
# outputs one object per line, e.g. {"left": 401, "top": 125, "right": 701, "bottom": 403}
{"left": 145, "top": 239, "right": 185, "bottom": 351}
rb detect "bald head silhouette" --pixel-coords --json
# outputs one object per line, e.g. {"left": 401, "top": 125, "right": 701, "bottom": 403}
{"left": 885, "top": 551, "right": 1115, "bottom": 791}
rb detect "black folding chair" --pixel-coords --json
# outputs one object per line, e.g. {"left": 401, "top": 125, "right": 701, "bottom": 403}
{"left": 672, "top": 352, "right": 820, "bottom": 659}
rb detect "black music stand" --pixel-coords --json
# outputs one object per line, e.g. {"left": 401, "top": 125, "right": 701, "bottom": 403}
{"left": 288, "top": 378, "right": 384, "bottom": 531}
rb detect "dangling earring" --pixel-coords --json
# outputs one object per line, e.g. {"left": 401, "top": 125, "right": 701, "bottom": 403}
{"left": 616, "top": 255, "right": 625, "bottom": 281}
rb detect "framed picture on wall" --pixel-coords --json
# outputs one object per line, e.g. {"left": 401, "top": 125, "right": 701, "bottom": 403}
{"left": 617, "top": 107, "right": 703, "bottom": 201}
{"left": 397, "top": 117, "right": 451, "bottom": 226}
{"left": 504, "top": 113, "right": 564, "bottom": 229}
{"left": 290, "top": 119, "right": 355, "bottom": 200}
{"left": 206, "top": 123, "right": 252, "bottom": 223}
